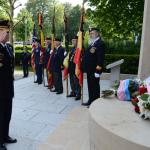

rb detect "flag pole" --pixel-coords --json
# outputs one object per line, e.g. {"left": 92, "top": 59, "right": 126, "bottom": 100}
{"left": 31, "top": 21, "right": 36, "bottom": 83}
{"left": 38, "top": 12, "right": 46, "bottom": 86}
{"left": 81, "top": 1, "right": 86, "bottom": 104}
{"left": 47, "top": 5, "right": 56, "bottom": 90}
{"left": 64, "top": 7, "right": 69, "bottom": 97}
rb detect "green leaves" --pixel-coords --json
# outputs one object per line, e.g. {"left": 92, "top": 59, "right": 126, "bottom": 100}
{"left": 87, "top": 0, "right": 144, "bottom": 40}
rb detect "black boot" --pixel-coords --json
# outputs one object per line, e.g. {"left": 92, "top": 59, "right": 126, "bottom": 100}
{"left": 0, "top": 144, "right": 7, "bottom": 150}
{"left": 5, "top": 136, "right": 17, "bottom": 144}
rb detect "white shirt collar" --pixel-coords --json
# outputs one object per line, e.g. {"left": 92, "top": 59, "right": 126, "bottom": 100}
{"left": 57, "top": 45, "right": 61, "bottom": 49}
{"left": 91, "top": 37, "right": 100, "bottom": 46}
{"left": 0, "top": 42, "right": 5, "bottom": 47}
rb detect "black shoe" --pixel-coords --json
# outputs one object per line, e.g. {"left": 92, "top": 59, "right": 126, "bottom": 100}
{"left": 82, "top": 102, "right": 91, "bottom": 106}
{"left": 51, "top": 89, "right": 57, "bottom": 92}
{"left": 34, "top": 81, "right": 38, "bottom": 83}
{"left": 56, "top": 91, "right": 63, "bottom": 94}
{"left": 75, "top": 96, "right": 81, "bottom": 101}
{"left": 67, "top": 94, "right": 76, "bottom": 98}
{"left": 5, "top": 137, "right": 17, "bottom": 144}
{"left": 38, "top": 82, "right": 42, "bottom": 85}
{"left": 0, "top": 144, "right": 7, "bottom": 150}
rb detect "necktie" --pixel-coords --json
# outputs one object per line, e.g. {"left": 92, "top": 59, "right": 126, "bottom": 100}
{"left": 5, "top": 44, "right": 12, "bottom": 57}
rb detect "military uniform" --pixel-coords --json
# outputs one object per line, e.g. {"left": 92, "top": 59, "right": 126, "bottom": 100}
{"left": 0, "top": 42, "right": 14, "bottom": 145}
{"left": 50, "top": 45, "right": 65, "bottom": 94}
{"left": 44, "top": 44, "right": 51, "bottom": 82}
{"left": 44, "top": 44, "right": 51, "bottom": 68}
{"left": 34, "top": 44, "right": 43, "bottom": 84}
{"left": 22, "top": 50, "right": 30, "bottom": 77}
{"left": 81, "top": 36, "right": 105, "bottom": 105}
{"left": 68, "top": 47, "right": 81, "bottom": 99}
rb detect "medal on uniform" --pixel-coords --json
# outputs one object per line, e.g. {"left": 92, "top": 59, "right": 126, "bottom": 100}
{"left": 90, "top": 47, "right": 96, "bottom": 54}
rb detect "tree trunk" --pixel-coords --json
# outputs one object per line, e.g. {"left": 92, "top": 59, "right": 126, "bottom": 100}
{"left": 9, "top": 2, "right": 14, "bottom": 46}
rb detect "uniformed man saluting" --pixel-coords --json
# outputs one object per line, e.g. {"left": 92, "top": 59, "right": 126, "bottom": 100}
{"left": 0, "top": 20, "right": 17, "bottom": 150}
{"left": 81, "top": 28, "right": 105, "bottom": 107}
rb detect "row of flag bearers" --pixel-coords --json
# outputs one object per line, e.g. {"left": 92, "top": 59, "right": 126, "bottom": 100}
{"left": 31, "top": 27, "right": 105, "bottom": 106}
{"left": 31, "top": 36, "right": 82, "bottom": 100}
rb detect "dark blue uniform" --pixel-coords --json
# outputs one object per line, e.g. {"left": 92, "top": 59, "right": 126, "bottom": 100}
{"left": 50, "top": 46, "right": 64, "bottom": 93}
{"left": 34, "top": 45, "right": 43, "bottom": 84}
{"left": 68, "top": 47, "right": 81, "bottom": 98}
{"left": 0, "top": 43, "right": 14, "bottom": 144}
{"left": 22, "top": 51, "right": 30, "bottom": 77}
{"left": 44, "top": 44, "right": 51, "bottom": 68}
{"left": 81, "top": 38, "right": 105, "bottom": 105}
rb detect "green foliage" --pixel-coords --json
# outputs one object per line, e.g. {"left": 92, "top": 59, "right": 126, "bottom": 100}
{"left": 14, "top": 8, "right": 34, "bottom": 41}
{"left": 87, "top": 0, "right": 144, "bottom": 40}
{"left": 84, "top": 31, "right": 90, "bottom": 49}
{"left": 104, "top": 54, "right": 139, "bottom": 74}
{"left": 15, "top": 45, "right": 32, "bottom": 52}
{"left": 140, "top": 94, "right": 150, "bottom": 101}
{"left": 105, "top": 40, "right": 141, "bottom": 55}
{"left": 25, "top": 0, "right": 87, "bottom": 42}
{"left": 14, "top": 50, "right": 139, "bottom": 74}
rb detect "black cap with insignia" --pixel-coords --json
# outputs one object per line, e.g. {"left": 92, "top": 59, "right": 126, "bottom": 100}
{"left": 72, "top": 35, "right": 78, "bottom": 40}
{"left": 89, "top": 27, "right": 99, "bottom": 33}
{"left": 55, "top": 37, "right": 62, "bottom": 42}
{"left": 33, "top": 37, "right": 40, "bottom": 43}
{"left": 0, "top": 20, "right": 10, "bottom": 28}
{"left": 45, "top": 37, "right": 51, "bottom": 40}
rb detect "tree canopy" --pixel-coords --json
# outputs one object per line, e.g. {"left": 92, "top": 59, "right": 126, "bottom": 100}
{"left": 87, "top": 0, "right": 144, "bottom": 40}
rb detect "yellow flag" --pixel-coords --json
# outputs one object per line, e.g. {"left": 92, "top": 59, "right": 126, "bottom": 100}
{"left": 41, "top": 30, "right": 44, "bottom": 48}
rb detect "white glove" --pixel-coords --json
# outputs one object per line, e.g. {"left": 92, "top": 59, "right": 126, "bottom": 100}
{"left": 94, "top": 73, "right": 100, "bottom": 78}
{"left": 64, "top": 51, "right": 67, "bottom": 57}
{"left": 40, "top": 51, "right": 42, "bottom": 56}
{"left": 50, "top": 50, "right": 53, "bottom": 54}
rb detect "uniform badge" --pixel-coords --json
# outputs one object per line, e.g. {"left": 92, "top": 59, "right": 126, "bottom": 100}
{"left": 90, "top": 47, "right": 96, "bottom": 54}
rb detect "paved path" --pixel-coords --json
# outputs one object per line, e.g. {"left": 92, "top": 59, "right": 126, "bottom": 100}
{"left": 7, "top": 76, "right": 110, "bottom": 150}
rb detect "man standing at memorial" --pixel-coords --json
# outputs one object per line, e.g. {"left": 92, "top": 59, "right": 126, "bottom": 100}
{"left": 0, "top": 20, "right": 17, "bottom": 150}
{"left": 81, "top": 28, "right": 105, "bottom": 107}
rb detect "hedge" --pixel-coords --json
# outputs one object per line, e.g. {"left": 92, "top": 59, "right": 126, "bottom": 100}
{"left": 104, "top": 54, "right": 139, "bottom": 74}
{"left": 15, "top": 52, "right": 139, "bottom": 74}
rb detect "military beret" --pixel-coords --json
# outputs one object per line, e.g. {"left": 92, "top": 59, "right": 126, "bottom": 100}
{"left": 55, "top": 37, "right": 62, "bottom": 42}
{"left": 33, "top": 37, "right": 40, "bottom": 43}
{"left": 89, "top": 27, "right": 99, "bottom": 32}
{"left": 72, "top": 35, "right": 78, "bottom": 40}
{"left": 45, "top": 37, "right": 51, "bottom": 40}
{"left": 0, "top": 20, "right": 10, "bottom": 28}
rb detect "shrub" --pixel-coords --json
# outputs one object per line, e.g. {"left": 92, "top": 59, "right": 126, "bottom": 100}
{"left": 104, "top": 54, "right": 139, "bottom": 74}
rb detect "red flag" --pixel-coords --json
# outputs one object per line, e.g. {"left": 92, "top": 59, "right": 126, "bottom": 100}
{"left": 74, "top": 31, "right": 84, "bottom": 86}
{"left": 47, "top": 7, "right": 55, "bottom": 89}
{"left": 47, "top": 54, "right": 53, "bottom": 89}
{"left": 74, "top": 2, "right": 85, "bottom": 87}
{"left": 63, "top": 9, "right": 69, "bottom": 80}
